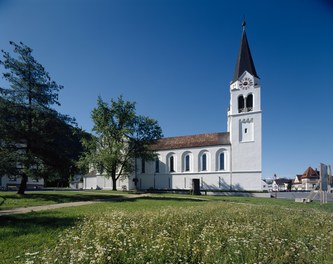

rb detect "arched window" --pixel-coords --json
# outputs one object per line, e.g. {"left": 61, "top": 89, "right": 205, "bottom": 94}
{"left": 238, "top": 95, "right": 245, "bottom": 113}
{"left": 169, "top": 156, "right": 175, "bottom": 172}
{"left": 202, "top": 154, "right": 207, "bottom": 171}
{"left": 246, "top": 94, "right": 253, "bottom": 112}
{"left": 219, "top": 153, "right": 225, "bottom": 170}
{"left": 141, "top": 159, "right": 145, "bottom": 173}
{"left": 155, "top": 159, "right": 159, "bottom": 173}
{"left": 185, "top": 155, "right": 190, "bottom": 172}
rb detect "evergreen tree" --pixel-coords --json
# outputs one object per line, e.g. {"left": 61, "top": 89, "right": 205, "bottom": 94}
{"left": 0, "top": 41, "right": 77, "bottom": 194}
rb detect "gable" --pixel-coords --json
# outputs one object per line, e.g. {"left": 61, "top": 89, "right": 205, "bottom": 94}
{"left": 301, "top": 167, "right": 319, "bottom": 179}
{"left": 294, "top": 175, "right": 302, "bottom": 183}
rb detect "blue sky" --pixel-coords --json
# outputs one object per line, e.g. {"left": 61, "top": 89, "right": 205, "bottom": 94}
{"left": 0, "top": 0, "right": 332, "bottom": 179}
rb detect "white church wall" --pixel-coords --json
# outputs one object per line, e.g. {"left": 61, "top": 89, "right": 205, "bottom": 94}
{"left": 137, "top": 145, "right": 236, "bottom": 190}
{"left": 83, "top": 173, "right": 133, "bottom": 190}
{"left": 231, "top": 172, "right": 262, "bottom": 191}
{"left": 231, "top": 111, "right": 262, "bottom": 172}
{"left": 155, "top": 174, "right": 171, "bottom": 189}
{"left": 99, "top": 175, "right": 112, "bottom": 189}
{"left": 229, "top": 71, "right": 262, "bottom": 177}
{"left": 135, "top": 138, "right": 262, "bottom": 191}
{"left": 84, "top": 176, "right": 96, "bottom": 189}
{"left": 138, "top": 174, "right": 154, "bottom": 190}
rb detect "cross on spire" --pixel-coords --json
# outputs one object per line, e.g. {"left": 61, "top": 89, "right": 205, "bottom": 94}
{"left": 242, "top": 17, "right": 246, "bottom": 31}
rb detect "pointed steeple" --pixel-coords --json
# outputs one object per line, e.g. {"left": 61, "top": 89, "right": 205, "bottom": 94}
{"left": 232, "top": 22, "right": 259, "bottom": 82}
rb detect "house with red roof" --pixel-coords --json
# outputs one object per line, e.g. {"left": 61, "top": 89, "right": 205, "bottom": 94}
{"left": 292, "top": 167, "right": 320, "bottom": 191}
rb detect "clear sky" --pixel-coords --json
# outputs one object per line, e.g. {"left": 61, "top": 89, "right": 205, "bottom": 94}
{"left": 0, "top": 0, "right": 332, "bottom": 179}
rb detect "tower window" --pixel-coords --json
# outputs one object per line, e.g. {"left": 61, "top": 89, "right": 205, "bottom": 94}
{"left": 238, "top": 95, "right": 245, "bottom": 113}
{"left": 246, "top": 94, "right": 253, "bottom": 111}
{"left": 240, "top": 120, "right": 254, "bottom": 142}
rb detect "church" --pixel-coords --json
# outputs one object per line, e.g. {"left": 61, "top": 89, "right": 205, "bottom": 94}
{"left": 84, "top": 23, "right": 262, "bottom": 191}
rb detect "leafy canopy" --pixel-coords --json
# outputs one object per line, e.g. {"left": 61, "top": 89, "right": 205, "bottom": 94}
{"left": 80, "top": 96, "right": 162, "bottom": 190}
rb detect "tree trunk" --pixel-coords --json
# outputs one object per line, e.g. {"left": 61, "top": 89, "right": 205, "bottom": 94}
{"left": 111, "top": 169, "right": 118, "bottom": 191}
{"left": 112, "top": 176, "right": 117, "bottom": 191}
{"left": 17, "top": 173, "right": 28, "bottom": 195}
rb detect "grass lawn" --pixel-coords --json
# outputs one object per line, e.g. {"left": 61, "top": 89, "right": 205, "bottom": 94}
{"left": 0, "top": 191, "right": 332, "bottom": 263}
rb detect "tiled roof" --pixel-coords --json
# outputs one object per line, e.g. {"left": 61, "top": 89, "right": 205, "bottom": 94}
{"left": 301, "top": 167, "right": 319, "bottom": 179}
{"left": 151, "top": 132, "right": 230, "bottom": 151}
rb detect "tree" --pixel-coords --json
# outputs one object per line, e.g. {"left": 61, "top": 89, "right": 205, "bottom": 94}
{"left": 79, "top": 96, "right": 162, "bottom": 190}
{"left": 0, "top": 97, "right": 24, "bottom": 177}
{"left": 0, "top": 41, "right": 77, "bottom": 194}
{"left": 43, "top": 127, "right": 91, "bottom": 187}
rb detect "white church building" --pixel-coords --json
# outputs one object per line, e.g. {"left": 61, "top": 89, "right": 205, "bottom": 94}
{"left": 84, "top": 24, "right": 262, "bottom": 191}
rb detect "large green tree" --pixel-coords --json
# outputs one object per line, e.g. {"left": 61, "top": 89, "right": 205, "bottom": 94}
{"left": 80, "top": 96, "right": 162, "bottom": 190}
{"left": 0, "top": 41, "right": 78, "bottom": 194}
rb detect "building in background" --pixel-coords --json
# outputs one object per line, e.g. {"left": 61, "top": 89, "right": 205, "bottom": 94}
{"left": 292, "top": 167, "right": 320, "bottom": 191}
{"left": 0, "top": 175, "right": 44, "bottom": 190}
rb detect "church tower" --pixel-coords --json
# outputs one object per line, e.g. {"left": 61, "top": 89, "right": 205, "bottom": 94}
{"left": 228, "top": 22, "right": 262, "bottom": 190}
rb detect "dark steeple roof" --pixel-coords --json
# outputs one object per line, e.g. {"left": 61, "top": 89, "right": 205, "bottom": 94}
{"left": 233, "top": 25, "right": 259, "bottom": 82}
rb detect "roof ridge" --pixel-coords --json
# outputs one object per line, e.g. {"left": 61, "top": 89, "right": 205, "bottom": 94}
{"left": 160, "top": 131, "right": 228, "bottom": 140}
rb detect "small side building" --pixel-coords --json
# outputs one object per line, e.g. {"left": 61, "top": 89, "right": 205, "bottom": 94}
{"left": 272, "top": 178, "right": 292, "bottom": 192}
{"left": 83, "top": 170, "right": 133, "bottom": 190}
{"left": 0, "top": 175, "right": 44, "bottom": 190}
{"left": 69, "top": 175, "right": 83, "bottom": 190}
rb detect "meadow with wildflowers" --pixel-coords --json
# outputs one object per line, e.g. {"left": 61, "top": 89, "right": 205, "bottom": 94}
{"left": 12, "top": 197, "right": 333, "bottom": 264}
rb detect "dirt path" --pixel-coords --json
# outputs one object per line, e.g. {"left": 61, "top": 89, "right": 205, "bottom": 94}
{"left": 0, "top": 194, "right": 149, "bottom": 216}
{"left": 0, "top": 201, "right": 100, "bottom": 216}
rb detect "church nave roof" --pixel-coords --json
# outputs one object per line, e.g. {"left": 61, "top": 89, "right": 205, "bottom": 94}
{"left": 152, "top": 132, "right": 230, "bottom": 151}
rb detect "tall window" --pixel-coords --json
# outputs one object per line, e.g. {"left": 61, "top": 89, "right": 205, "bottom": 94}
{"left": 141, "top": 159, "right": 145, "bottom": 173}
{"left": 246, "top": 94, "right": 253, "bottom": 111}
{"left": 155, "top": 159, "right": 159, "bottom": 173}
{"left": 185, "top": 155, "right": 190, "bottom": 172}
{"left": 238, "top": 95, "right": 245, "bottom": 113}
{"left": 202, "top": 154, "right": 207, "bottom": 171}
{"left": 169, "top": 156, "right": 175, "bottom": 172}
{"left": 219, "top": 153, "right": 225, "bottom": 170}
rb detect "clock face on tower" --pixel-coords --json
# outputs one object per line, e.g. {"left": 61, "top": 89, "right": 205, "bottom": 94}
{"left": 239, "top": 77, "right": 253, "bottom": 90}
